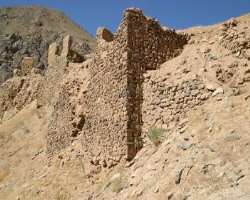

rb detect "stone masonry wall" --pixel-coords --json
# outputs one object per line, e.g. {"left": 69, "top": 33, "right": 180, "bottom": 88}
{"left": 81, "top": 25, "right": 129, "bottom": 167}
{"left": 45, "top": 8, "right": 188, "bottom": 166}
{"left": 81, "top": 8, "right": 188, "bottom": 168}
{"left": 143, "top": 74, "right": 213, "bottom": 134}
{"left": 126, "top": 8, "right": 187, "bottom": 70}
{"left": 125, "top": 8, "right": 187, "bottom": 159}
{"left": 46, "top": 35, "right": 88, "bottom": 156}
{"left": 46, "top": 35, "right": 74, "bottom": 155}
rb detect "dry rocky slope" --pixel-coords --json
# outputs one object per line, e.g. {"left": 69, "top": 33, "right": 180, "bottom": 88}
{"left": 0, "top": 8, "right": 250, "bottom": 200}
{"left": 0, "top": 6, "right": 95, "bottom": 84}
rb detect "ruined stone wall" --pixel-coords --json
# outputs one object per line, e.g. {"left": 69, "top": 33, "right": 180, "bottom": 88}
{"left": 122, "top": 9, "right": 221, "bottom": 148}
{"left": 81, "top": 25, "right": 129, "bottom": 167}
{"left": 38, "top": 36, "right": 70, "bottom": 107}
{"left": 45, "top": 36, "right": 72, "bottom": 155}
{"left": 126, "top": 8, "right": 187, "bottom": 70}
{"left": 81, "top": 8, "right": 188, "bottom": 167}
{"left": 47, "top": 90, "right": 73, "bottom": 155}
{"left": 142, "top": 74, "right": 213, "bottom": 134}
{"left": 46, "top": 35, "right": 89, "bottom": 156}
{"left": 45, "top": 8, "right": 188, "bottom": 165}
{"left": 126, "top": 8, "right": 187, "bottom": 159}
{"left": 47, "top": 64, "right": 89, "bottom": 156}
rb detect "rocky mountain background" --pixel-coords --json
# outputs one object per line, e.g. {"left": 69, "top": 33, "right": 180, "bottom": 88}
{"left": 0, "top": 6, "right": 95, "bottom": 84}
{"left": 0, "top": 6, "right": 250, "bottom": 200}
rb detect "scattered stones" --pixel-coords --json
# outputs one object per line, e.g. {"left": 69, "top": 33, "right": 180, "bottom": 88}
{"left": 216, "top": 67, "right": 236, "bottom": 83}
{"left": 178, "top": 141, "right": 192, "bottom": 151}
{"left": 219, "top": 19, "right": 250, "bottom": 57}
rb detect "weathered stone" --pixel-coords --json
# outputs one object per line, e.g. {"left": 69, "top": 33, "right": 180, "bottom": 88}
{"left": 175, "top": 168, "right": 184, "bottom": 184}
{"left": 206, "top": 83, "right": 216, "bottom": 91}
{"left": 212, "top": 87, "right": 224, "bottom": 96}
{"left": 96, "top": 27, "right": 114, "bottom": 42}
{"left": 178, "top": 142, "right": 192, "bottom": 151}
{"left": 20, "top": 57, "right": 34, "bottom": 75}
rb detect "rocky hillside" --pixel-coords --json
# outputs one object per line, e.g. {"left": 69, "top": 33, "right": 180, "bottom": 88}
{"left": 0, "top": 6, "right": 95, "bottom": 84}
{"left": 0, "top": 8, "right": 250, "bottom": 200}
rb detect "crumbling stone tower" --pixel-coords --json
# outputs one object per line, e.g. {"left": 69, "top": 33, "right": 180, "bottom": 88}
{"left": 81, "top": 8, "right": 187, "bottom": 167}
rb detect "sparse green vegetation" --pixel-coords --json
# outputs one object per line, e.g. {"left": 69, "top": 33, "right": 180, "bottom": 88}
{"left": 147, "top": 127, "right": 166, "bottom": 146}
{"left": 110, "top": 175, "right": 124, "bottom": 193}
{"left": 100, "top": 168, "right": 128, "bottom": 194}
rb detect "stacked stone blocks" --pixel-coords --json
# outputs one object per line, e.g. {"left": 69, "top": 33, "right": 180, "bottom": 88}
{"left": 46, "top": 8, "right": 188, "bottom": 166}
{"left": 81, "top": 8, "right": 187, "bottom": 167}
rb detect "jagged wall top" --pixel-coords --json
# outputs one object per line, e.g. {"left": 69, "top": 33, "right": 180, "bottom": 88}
{"left": 96, "top": 8, "right": 188, "bottom": 70}
{"left": 46, "top": 8, "right": 189, "bottom": 167}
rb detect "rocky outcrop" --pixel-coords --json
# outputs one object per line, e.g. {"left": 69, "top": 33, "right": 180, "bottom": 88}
{"left": 0, "top": 6, "right": 95, "bottom": 84}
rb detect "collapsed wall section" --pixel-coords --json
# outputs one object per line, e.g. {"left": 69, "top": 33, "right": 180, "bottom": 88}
{"left": 46, "top": 35, "right": 75, "bottom": 155}
{"left": 46, "top": 35, "right": 88, "bottom": 156}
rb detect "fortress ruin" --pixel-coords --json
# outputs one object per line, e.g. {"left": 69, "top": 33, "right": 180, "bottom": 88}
{"left": 47, "top": 8, "right": 188, "bottom": 167}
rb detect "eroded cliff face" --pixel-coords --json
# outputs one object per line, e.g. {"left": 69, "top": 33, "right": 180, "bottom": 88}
{"left": 0, "top": 8, "right": 250, "bottom": 200}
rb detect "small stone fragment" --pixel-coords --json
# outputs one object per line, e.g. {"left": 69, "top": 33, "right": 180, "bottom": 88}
{"left": 175, "top": 168, "right": 184, "bottom": 184}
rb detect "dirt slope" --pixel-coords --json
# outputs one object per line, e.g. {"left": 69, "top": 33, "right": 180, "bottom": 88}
{"left": 0, "top": 12, "right": 250, "bottom": 200}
